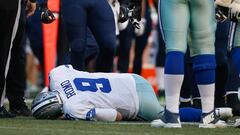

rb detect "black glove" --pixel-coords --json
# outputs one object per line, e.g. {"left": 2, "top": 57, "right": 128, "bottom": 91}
{"left": 40, "top": 3, "right": 56, "bottom": 24}
{"left": 129, "top": 1, "right": 141, "bottom": 21}
{"left": 119, "top": 4, "right": 129, "bottom": 23}
{"left": 215, "top": 5, "right": 229, "bottom": 22}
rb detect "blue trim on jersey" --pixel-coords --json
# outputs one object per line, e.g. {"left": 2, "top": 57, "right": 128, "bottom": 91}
{"left": 86, "top": 108, "right": 96, "bottom": 121}
{"left": 231, "top": 47, "right": 240, "bottom": 74}
{"left": 165, "top": 51, "right": 184, "bottom": 74}
{"left": 192, "top": 55, "right": 216, "bottom": 84}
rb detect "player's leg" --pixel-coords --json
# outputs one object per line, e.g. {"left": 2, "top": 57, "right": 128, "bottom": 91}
{"left": 117, "top": 24, "right": 135, "bottom": 73}
{"left": 88, "top": 0, "right": 116, "bottom": 72}
{"left": 132, "top": 74, "right": 164, "bottom": 121}
{"left": 228, "top": 21, "right": 240, "bottom": 116}
{"left": 151, "top": 0, "right": 189, "bottom": 128}
{"left": 215, "top": 21, "right": 230, "bottom": 107}
{"left": 61, "top": 0, "right": 88, "bottom": 71}
{"left": 231, "top": 22, "right": 240, "bottom": 73}
{"left": 189, "top": 0, "right": 226, "bottom": 128}
{"left": 155, "top": 22, "right": 165, "bottom": 94}
{"left": 226, "top": 59, "right": 240, "bottom": 116}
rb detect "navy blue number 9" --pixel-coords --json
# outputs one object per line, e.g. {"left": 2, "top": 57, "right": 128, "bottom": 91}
{"left": 73, "top": 78, "right": 112, "bottom": 93}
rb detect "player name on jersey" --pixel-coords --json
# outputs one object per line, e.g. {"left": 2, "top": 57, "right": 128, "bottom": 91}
{"left": 61, "top": 80, "right": 76, "bottom": 99}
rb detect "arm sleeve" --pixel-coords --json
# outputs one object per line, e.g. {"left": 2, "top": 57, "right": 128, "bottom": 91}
{"left": 95, "top": 108, "right": 117, "bottom": 121}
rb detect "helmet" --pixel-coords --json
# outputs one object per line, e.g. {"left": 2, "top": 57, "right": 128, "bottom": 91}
{"left": 31, "top": 91, "right": 63, "bottom": 119}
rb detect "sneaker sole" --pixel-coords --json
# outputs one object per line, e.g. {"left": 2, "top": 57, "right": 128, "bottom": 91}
{"left": 199, "top": 123, "right": 227, "bottom": 128}
{"left": 151, "top": 122, "right": 181, "bottom": 128}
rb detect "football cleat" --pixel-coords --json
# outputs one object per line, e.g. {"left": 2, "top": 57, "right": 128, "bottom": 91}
{"left": 227, "top": 93, "right": 240, "bottom": 116}
{"left": 199, "top": 110, "right": 227, "bottom": 128}
{"left": 234, "top": 118, "right": 240, "bottom": 128}
{"left": 0, "top": 106, "right": 16, "bottom": 118}
{"left": 215, "top": 107, "right": 233, "bottom": 121}
{"left": 151, "top": 109, "right": 181, "bottom": 128}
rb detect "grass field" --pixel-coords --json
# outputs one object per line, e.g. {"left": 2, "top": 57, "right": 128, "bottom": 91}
{"left": 1, "top": 117, "right": 240, "bottom": 135}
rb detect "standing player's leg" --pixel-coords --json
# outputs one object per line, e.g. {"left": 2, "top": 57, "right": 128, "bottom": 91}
{"left": 117, "top": 24, "right": 135, "bottom": 73}
{"left": 61, "top": 0, "right": 88, "bottom": 71}
{"left": 88, "top": 0, "right": 116, "bottom": 72}
{"left": 151, "top": 0, "right": 189, "bottom": 128}
{"left": 215, "top": 21, "right": 230, "bottom": 107}
{"left": 231, "top": 22, "right": 240, "bottom": 73}
{"left": 226, "top": 59, "right": 240, "bottom": 116}
{"left": 189, "top": 0, "right": 226, "bottom": 128}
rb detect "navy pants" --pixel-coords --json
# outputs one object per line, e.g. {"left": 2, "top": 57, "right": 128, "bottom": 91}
{"left": 62, "top": 0, "right": 116, "bottom": 72}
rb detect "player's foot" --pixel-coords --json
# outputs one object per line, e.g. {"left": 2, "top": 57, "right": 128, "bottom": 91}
{"left": 234, "top": 119, "right": 240, "bottom": 128}
{"left": 151, "top": 109, "right": 181, "bottom": 128}
{"left": 199, "top": 110, "right": 227, "bottom": 128}
{"left": 9, "top": 104, "right": 32, "bottom": 116}
{"left": 0, "top": 106, "right": 16, "bottom": 118}
{"left": 226, "top": 93, "right": 240, "bottom": 116}
{"left": 215, "top": 107, "right": 233, "bottom": 121}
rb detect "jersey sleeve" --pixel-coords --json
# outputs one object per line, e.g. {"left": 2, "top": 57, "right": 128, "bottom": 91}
{"left": 95, "top": 108, "right": 117, "bottom": 121}
{"left": 63, "top": 101, "right": 96, "bottom": 121}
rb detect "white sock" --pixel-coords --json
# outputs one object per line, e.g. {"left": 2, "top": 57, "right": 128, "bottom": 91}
{"left": 156, "top": 67, "right": 165, "bottom": 90}
{"left": 164, "top": 74, "right": 184, "bottom": 113}
{"left": 198, "top": 84, "right": 215, "bottom": 113}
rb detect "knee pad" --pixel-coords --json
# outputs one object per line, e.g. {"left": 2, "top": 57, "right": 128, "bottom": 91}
{"left": 165, "top": 51, "right": 185, "bottom": 74}
{"left": 192, "top": 55, "right": 216, "bottom": 72}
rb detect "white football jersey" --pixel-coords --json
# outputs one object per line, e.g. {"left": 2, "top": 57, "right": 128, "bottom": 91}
{"left": 49, "top": 65, "right": 139, "bottom": 120}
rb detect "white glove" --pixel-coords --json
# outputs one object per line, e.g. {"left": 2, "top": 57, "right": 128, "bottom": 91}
{"left": 134, "top": 18, "right": 146, "bottom": 36}
{"left": 215, "top": 0, "right": 233, "bottom": 7}
{"left": 229, "top": 0, "right": 240, "bottom": 20}
{"left": 215, "top": 0, "right": 232, "bottom": 22}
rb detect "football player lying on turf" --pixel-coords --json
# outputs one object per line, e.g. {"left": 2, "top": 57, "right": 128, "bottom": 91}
{"left": 32, "top": 65, "right": 165, "bottom": 121}
{"left": 31, "top": 65, "right": 231, "bottom": 123}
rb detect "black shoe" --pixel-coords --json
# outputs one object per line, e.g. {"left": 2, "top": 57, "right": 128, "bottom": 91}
{"left": 0, "top": 106, "right": 16, "bottom": 118}
{"left": 227, "top": 93, "right": 240, "bottom": 116}
{"left": 9, "top": 104, "right": 32, "bottom": 116}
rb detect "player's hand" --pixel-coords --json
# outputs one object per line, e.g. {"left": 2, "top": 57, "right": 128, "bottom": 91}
{"left": 119, "top": 5, "right": 129, "bottom": 23}
{"left": 26, "top": 0, "right": 36, "bottom": 17}
{"left": 229, "top": 0, "right": 240, "bottom": 22}
{"left": 215, "top": 0, "right": 232, "bottom": 22}
{"left": 129, "top": 2, "right": 142, "bottom": 22}
{"left": 40, "top": 3, "right": 56, "bottom": 24}
{"left": 134, "top": 18, "right": 146, "bottom": 36}
{"left": 215, "top": 6, "right": 230, "bottom": 22}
